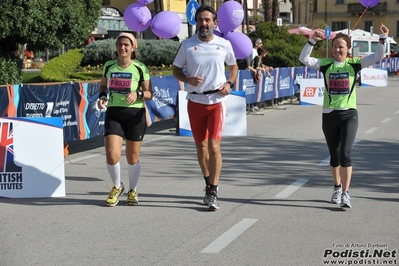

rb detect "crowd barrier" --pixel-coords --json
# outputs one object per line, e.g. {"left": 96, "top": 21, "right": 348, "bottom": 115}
{"left": 1, "top": 57, "right": 398, "bottom": 143}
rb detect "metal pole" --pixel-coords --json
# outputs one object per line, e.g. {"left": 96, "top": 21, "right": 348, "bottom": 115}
{"left": 326, "top": 39, "right": 328, "bottom": 58}
{"left": 243, "top": 0, "right": 248, "bottom": 34}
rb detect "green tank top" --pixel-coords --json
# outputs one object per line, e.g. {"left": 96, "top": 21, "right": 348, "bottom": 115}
{"left": 319, "top": 58, "right": 362, "bottom": 109}
{"left": 103, "top": 59, "right": 150, "bottom": 108}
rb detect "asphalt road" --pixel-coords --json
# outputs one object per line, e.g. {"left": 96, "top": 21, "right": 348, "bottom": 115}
{"left": 1, "top": 77, "right": 398, "bottom": 266}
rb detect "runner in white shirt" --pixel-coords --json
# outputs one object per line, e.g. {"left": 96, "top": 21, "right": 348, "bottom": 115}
{"left": 173, "top": 5, "right": 238, "bottom": 211}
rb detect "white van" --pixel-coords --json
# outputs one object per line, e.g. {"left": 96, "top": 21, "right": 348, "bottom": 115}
{"left": 334, "top": 29, "right": 399, "bottom": 58}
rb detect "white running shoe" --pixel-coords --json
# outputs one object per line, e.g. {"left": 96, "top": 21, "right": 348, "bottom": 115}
{"left": 340, "top": 191, "right": 352, "bottom": 208}
{"left": 330, "top": 186, "right": 342, "bottom": 204}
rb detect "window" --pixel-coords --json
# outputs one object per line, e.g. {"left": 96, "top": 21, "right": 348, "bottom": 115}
{"left": 335, "top": 0, "right": 344, "bottom": 4}
{"left": 353, "top": 41, "right": 369, "bottom": 53}
{"left": 364, "top": 21, "right": 373, "bottom": 33}
{"left": 332, "top": 21, "right": 348, "bottom": 31}
{"left": 371, "top": 42, "right": 388, "bottom": 54}
{"left": 397, "top": 21, "right": 399, "bottom": 37}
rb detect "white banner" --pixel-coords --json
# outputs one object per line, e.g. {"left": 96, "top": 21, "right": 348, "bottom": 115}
{"left": 300, "top": 79, "right": 325, "bottom": 106}
{"left": 0, "top": 117, "right": 65, "bottom": 198}
{"left": 360, "top": 68, "right": 388, "bottom": 87}
{"left": 178, "top": 91, "right": 247, "bottom": 136}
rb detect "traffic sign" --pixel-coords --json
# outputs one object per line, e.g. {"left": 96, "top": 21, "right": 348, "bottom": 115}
{"left": 186, "top": 0, "right": 199, "bottom": 26}
{"left": 325, "top": 26, "right": 331, "bottom": 39}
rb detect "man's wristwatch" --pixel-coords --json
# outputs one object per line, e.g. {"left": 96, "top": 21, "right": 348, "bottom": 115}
{"left": 226, "top": 81, "right": 233, "bottom": 87}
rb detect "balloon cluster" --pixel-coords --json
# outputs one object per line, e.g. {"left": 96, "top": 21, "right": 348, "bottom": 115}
{"left": 124, "top": 0, "right": 182, "bottom": 39}
{"left": 216, "top": 1, "right": 251, "bottom": 59}
{"left": 124, "top": 0, "right": 252, "bottom": 59}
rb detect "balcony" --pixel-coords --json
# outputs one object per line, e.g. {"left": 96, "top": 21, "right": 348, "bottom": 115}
{"left": 348, "top": 2, "right": 387, "bottom": 15}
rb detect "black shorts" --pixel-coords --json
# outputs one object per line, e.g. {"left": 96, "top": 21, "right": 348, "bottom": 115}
{"left": 104, "top": 107, "right": 147, "bottom": 141}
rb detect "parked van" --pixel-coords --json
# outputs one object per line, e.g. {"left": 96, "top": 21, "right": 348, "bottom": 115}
{"left": 334, "top": 29, "right": 399, "bottom": 58}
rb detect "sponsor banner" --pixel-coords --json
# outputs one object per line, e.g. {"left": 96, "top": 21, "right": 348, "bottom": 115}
{"left": 300, "top": 79, "right": 325, "bottom": 106}
{"left": 178, "top": 91, "right": 247, "bottom": 137}
{"left": 360, "top": 68, "right": 388, "bottom": 87}
{"left": 145, "top": 76, "right": 180, "bottom": 126}
{"left": 238, "top": 70, "right": 263, "bottom": 105}
{"left": 0, "top": 86, "right": 11, "bottom": 117}
{"left": 0, "top": 117, "right": 65, "bottom": 198}
{"left": 85, "top": 82, "right": 106, "bottom": 138}
{"left": 276, "top": 67, "right": 295, "bottom": 98}
{"left": 17, "top": 83, "right": 82, "bottom": 141}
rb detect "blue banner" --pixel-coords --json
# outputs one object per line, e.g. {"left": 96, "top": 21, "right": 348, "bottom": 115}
{"left": 145, "top": 75, "right": 180, "bottom": 126}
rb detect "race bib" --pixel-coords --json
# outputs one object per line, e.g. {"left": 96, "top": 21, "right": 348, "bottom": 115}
{"left": 328, "top": 72, "right": 350, "bottom": 95}
{"left": 109, "top": 72, "right": 133, "bottom": 94}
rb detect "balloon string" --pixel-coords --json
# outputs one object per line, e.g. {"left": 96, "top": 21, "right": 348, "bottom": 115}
{"left": 350, "top": 0, "right": 371, "bottom": 35}
{"left": 137, "top": 11, "right": 144, "bottom": 34}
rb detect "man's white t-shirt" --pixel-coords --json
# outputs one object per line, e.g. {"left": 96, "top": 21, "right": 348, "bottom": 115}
{"left": 173, "top": 34, "right": 236, "bottom": 104}
{"left": 251, "top": 48, "right": 258, "bottom": 60}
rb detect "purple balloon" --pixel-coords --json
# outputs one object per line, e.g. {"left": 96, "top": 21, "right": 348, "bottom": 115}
{"left": 359, "top": 0, "right": 380, "bottom": 8}
{"left": 223, "top": 32, "right": 252, "bottom": 59}
{"left": 151, "top": 11, "right": 182, "bottom": 39}
{"left": 137, "top": 0, "right": 154, "bottom": 4}
{"left": 124, "top": 3, "right": 152, "bottom": 32}
{"left": 217, "top": 1, "right": 244, "bottom": 34}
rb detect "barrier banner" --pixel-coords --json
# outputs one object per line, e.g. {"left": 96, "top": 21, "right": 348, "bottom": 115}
{"left": 0, "top": 86, "right": 11, "bottom": 117}
{"left": 17, "top": 83, "right": 82, "bottom": 141}
{"left": 300, "top": 79, "right": 325, "bottom": 106}
{"left": 360, "top": 68, "right": 388, "bottom": 87}
{"left": 145, "top": 76, "right": 180, "bottom": 126}
{"left": 303, "top": 66, "right": 322, "bottom": 79}
{"left": 275, "top": 67, "right": 295, "bottom": 98}
{"left": 178, "top": 91, "right": 247, "bottom": 136}
{"left": 84, "top": 82, "right": 106, "bottom": 138}
{"left": 261, "top": 72, "right": 276, "bottom": 102}
{"left": 0, "top": 117, "right": 65, "bottom": 198}
{"left": 239, "top": 70, "right": 262, "bottom": 104}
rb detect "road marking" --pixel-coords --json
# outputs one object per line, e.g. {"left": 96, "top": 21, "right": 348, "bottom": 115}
{"left": 200, "top": 218, "right": 258, "bottom": 254}
{"left": 381, "top": 118, "right": 392, "bottom": 123}
{"left": 318, "top": 139, "right": 361, "bottom": 167}
{"left": 394, "top": 110, "right": 399, "bottom": 115}
{"left": 274, "top": 179, "right": 308, "bottom": 198}
{"left": 365, "top": 127, "right": 378, "bottom": 134}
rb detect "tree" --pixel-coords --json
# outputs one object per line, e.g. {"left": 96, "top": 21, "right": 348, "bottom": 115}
{"left": 0, "top": 0, "right": 102, "bottom": 54}
{"left": 263, "top": 0, "right": 271, "bottom": 22}
{"left": 0, "top": 0, "right": 102, "bottom": 84}
{"left": 248, "top": 22, "right": 324, "bottom": 68}
{"left": 271, "top": 0, "right": 279, "bottom": 23}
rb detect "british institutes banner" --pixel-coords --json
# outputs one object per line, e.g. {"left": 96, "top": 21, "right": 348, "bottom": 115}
{"left": 0, "top": 117, "right": 65, "bottom": 198}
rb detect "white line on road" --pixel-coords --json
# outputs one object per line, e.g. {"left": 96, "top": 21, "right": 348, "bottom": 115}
{"left": 274, "top": 179, "right": 308, "bottom": 198}
{"left": 200, "top": 218, "right": 258, "bottom": 254}
{"left": 381, "top": 117, "right": 392, "bottom": 123}
{"left": 394, "top": 110, "right": 399, "bottom": 115}
{"left": 365, "top": 127, "right": 378, "bottom": 134}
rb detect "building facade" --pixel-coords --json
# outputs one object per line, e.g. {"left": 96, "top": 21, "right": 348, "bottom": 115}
{"left": 293, "top": 0, "right": 399, "bottom": 39}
